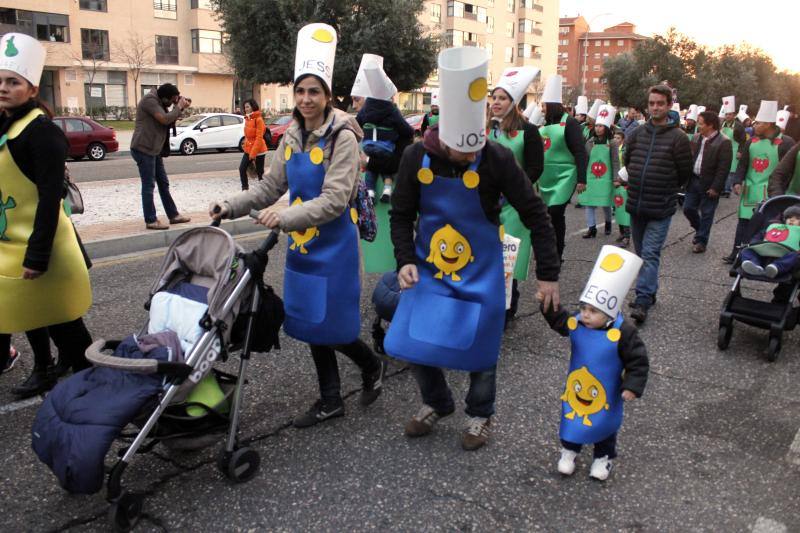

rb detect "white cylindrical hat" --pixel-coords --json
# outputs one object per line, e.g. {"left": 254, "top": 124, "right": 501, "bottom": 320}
{"left": 587, "top": 99, "right": 605, "bottom": 120}
{"left": 696, "top": 106, "right": 706, "bottom": 116}
{"left": 685, "top": 104, "right": 699, "bottom": 122}
{"left": 431, "top": 88, "right": 440, "bottom": 106}
{"left": 575, "top": 95, "right": 589, "bottom": 115}
{"left": 777, "top": 109, "right": 790, "bottom": 130}
{"left": 721, "top": 95, "right": 736, "bottom": 114}
{"left": 596, "top": 104, "right": 616, "bottom": 129}
{"left": 580, "top": 245, "right": 643, "bottom": 318}
{"left": 437, "top": 47, "right": 489, "bottom": 152}
{"left": 351, "top": 53, "right": 383, "bottom": 97}
{"left": 294, "top": 23, "right": 337, "bottom": 92}
{"left": 525, "top": 102, "right": 544, "bottom": 126}
{"left": 0, "top": 33, "right": 46, "bottom": 86}
{"left": 671, "top": 103, "right": 681, "bottom": 113}
{"left": 737, "top": 104, "right": 749, "bottom": 122}
{"left": 364, "top": 60, "right": 397, "bottom": 101}
{"left": 541, "top": 75, "right": 563, "bottom": 104}
{"left": 755, "top": 100, "right": 779, "bottom": 123}
{"left": 718, "top": 107, "right": 726, "bottom": 118}
{"left": 494, "top": 66, "right": 540, "bottom": 105}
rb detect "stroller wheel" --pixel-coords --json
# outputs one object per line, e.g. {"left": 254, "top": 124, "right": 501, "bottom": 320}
{"left": 109, "top": 491, "right": 143, "bottom": 532}
{"left": 767, "top": 336, "right": 781, "bottom": 362}
{"left": 218, "top": 446, "right": 260, "bottom": 483}
{"left": 717, "top": 323, "right": 733, "bottom": 350}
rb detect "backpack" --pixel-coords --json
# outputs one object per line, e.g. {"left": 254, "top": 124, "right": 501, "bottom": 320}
{"left": 263, "top": 126, "right": 272, "bottom": 147}
{"left": 328, "top": 128, "right": 378, "bottom": 242}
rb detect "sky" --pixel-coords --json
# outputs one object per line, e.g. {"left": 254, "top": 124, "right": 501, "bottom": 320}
{"left": 560, "top": 0, "right": 799, "bottom": 73}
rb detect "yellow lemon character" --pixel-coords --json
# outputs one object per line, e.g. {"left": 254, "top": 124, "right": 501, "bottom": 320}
{"left": 311, "top": 28, "right": 334, "bottom": 43}
{"left": 288, "top": 198, "right": 319, "bottom": 254}
{"left": 560, "top": 366, "right": 609, "bottom": 427}
{"left": 426, "top": 224, "right": 474, "bottom": 281}
{"left": 600, "top": 252, "right": 624, "bottom": 272}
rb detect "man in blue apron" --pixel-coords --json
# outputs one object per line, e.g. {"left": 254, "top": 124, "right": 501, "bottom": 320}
{"left": 386, "top": 47, "right": 561, "bottom": 451}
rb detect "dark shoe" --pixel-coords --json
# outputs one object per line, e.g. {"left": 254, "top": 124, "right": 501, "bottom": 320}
{"left": 582, "top": 226, "right": 597, "bottom": 239}
{"left": 405, "top": 404, "right": 454, "bottom": 437}
{"left": 630, "top": 305, "right": 648, "bottom": 325}
{"left": 11, "top": 368, "right": 56, "bottom": 398}
{"left": 692, "top": 243, "right": 706, "bottom": 254}
{"left": 616, "top": 237, "right": 630, "bottom": 248}
{"left": 292, "top": 399, "right": 344, "bottom": 428}
{"left": 360, "top": 360, "right": 385, "bottom": 407}
{"left": 145, "top": 219, "right": 169, "bottom": 230}
{"left": 169, "top": 214, "right": 191, "bottom": 224}
{"left": 575, "top": 203, "right": 584, "bottom": 209}
{"left": 722, "top": 253, "right": 737, "bottom": 265}
{"left": 462, "top": 416, "right": 491, "bottom": 451}
{"left": 50, "top": 358, "right": 72, "bottom": 379}
{"left": 604, "top": 221, "right": 612, "bottom": 235}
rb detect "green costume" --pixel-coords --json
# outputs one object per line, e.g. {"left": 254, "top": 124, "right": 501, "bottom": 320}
{"left": 721, "top": 122, "right": 740, "bottom": 174}
{"left": 749, "top": 223, "right": 800, "bottom": 257}
{"left": 427, "top": 113, "right": 439, "bottom": 128}
{"left": 739, "top": 135, "right": 782, "bottom": 219}
{"left": 539, "top": 113, "right": 577, "bottom": 206}
{"left": 786, "top": 149, "right": 800, "bottom": 195}
{"left": 577, "top": 140, "right": 613, "bottom": 207}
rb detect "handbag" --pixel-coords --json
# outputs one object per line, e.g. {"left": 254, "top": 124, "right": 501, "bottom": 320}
{"left": 64, "top": 166, "right": 84, "bottom": 215}
{"left": 246, "top": 160, "right": 259, "bottom": 181}
{"left": 352, "top": 177, "right": 377, "bottom": 242}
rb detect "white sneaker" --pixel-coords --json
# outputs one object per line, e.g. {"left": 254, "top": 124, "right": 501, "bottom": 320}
{"left": 764, "top": 263, "right": 779, "bottom": 278}
{"left": 380, "top": 184, "right": 392, "bottom": 203}
{"left": 557, "top": 448, "right": 578, "bottom": 475}
{"left": 589, "top": 455, "right": 613, "bottom": 481}
{"left": 741, "top": 260, "right": 765, "bottom": 276}
{"left": 367, "top": 189, "right": 375, "bottom": 199}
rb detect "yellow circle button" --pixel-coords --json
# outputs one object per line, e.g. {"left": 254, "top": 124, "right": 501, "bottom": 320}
{"left": 417, "top": 168, "right": 434, "bottom": 185}
{"left": 284, "top": 145, "right": 292, "bottom": 161}
{"left": 468, "top": 77, "right": 488, "bottom": 102}
{"left": 350, "top": 207, "right": 358, "bottom": 224}
{"left": 310, "top": 146, "right": 324, "bottom": 165}
{"left": 462, "top": 170, "right": 480, "bottom": 189}
{"left": 499, "top": 225, "right": 505, "bottom": 242}
{"left": 567, "top": 316, "right": 578, "bottom": 331}
{"left": 607, "top": 328, "right": 621, "bottom": 343}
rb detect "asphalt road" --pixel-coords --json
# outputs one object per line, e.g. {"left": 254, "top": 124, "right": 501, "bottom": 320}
{"left": 1, "top": 196, "right": 799, "bottom": 532}
{"left": 67, "top": 151, "right": 274, "bottom": 183}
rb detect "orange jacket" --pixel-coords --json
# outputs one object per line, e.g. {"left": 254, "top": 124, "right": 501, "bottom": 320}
{"left": 244, "top": 111, "right": 267, "bottom": 159}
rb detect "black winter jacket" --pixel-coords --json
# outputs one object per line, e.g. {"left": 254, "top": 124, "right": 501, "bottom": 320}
{"left": 689, "top": 131, "right": 732, "bottom": 194}
{"left": 623, "top": 111, "right": 693, "bottom": 219}
{"left": 357, "top": 98, "right": 414, "bottom": 174}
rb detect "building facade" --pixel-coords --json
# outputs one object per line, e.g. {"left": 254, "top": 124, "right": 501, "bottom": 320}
{"left": 558, "top": 17, "right": 647, "bottom": 102}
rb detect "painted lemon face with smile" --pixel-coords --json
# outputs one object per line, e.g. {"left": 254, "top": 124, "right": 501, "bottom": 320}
{"left": 560, "top": 366, "right": 609, "bottom": 426}
{"left": 426, "top": 224, "right": 474, "bottom": 281}
{"left": 288, "top": 197, "right": 319, "bottom": 254}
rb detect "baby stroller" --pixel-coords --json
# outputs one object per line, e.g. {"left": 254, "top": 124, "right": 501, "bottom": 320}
{"left": 33, "top": 221, "right": 282, "bottom": 532}
{"left": 718, "top": 195, "right": 800, "bottom": 361}
{"left": 370, "top": 272, "right": 401, "bottom": 355}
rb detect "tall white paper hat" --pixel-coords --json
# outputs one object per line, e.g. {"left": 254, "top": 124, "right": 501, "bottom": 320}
{"left": 431, "top": 88, "right": 440, "bottom": 106}
{"left": 721, "top": 95, "right": 736, "bottom": 114}
{"left": 0, "top": 33, "right": 46, "bottom": 86}
{"left": 580, "top": 245, "right": 643, "bottom": 318}
{"left": 542, "top": 75, "right": 563, "bottom": 104}
{"left": 685, "top": 104, "right": 699, "bottom": 121}
{"left": 696, "top": 106, "right": 707, "bottom": 116}
{"left": 351, "top": 53, "right": 383, "bottom": 97}
{"left": 737, "top": 104, "right": 749, "bottom": 122}
{"left": 294, "top": 23, "right": 337, "bottom": 92}
{"left": 494, "top": 66, "right": 540, "bottom": 105}
{"left": 525, "top": 102, "right": 544, "bottom": 126}
{"left": 776, "top": 109, "right": 790, "bottom": 130}
{"left": 755, "top": 100, "right": 778, "bottom": 123}
{"left": 587, "top": 99, "right": 605, "bottom": 120}
{"left": 438, "top": 47, "right": 489, "bottom": 152}
{"left": 718, "top": 107, "right": 726, "bottom": 118}
{"left": 575, "top": 96, "right": 589, "bottom": 115}
{"left": 671, "top": 103, "right": 681, "bottom": 113}
{"left": 596, "top": 104, "right": 616, "bottom": 129}
{"left": 364, "top": 60, "right": 397, "bottom": 101}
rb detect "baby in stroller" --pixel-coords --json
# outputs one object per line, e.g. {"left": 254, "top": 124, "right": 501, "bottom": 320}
{"left": 740, "top": 205, "right": 800, "bottom": 279}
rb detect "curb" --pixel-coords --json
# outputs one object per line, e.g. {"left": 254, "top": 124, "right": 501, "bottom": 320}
{"left": 84, "top": 218, "right": 268, "bottom": 260}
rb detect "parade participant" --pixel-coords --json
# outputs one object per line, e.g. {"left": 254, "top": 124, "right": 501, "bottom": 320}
{"left": 420, "top": 89, "right": 439, "bottom": 136}
{"left": 350, "top": 53, "right": 381, "bottom": 115}
{"left": 727, "top": 101, "right": 796, "bottom": 264}
{"left": 539, "top": 74, "right": 588, "bottom": 261}
{"left": 784, "top": 105, "right": 800, "bottom": 142}
{"left": 386, "top": 47, "right": 560, "bottom": 451}
{"left": 579, "top": 104, "right": 619, "bottom": 239}
{"left": 740, "top": 205, "right": 800, "bottom": 278}
{"left": 238, "top": 99, "right": 267, "bottom": 191}
{"left": 612, "top": 130, "right": 631, "bottom": 247}
{"left": 0, "top": 33, "right": 93, "bottom": 390}
{"left": 720, "top": 96, "right": 746, "bottom": 197}
{"left": 584, "top": 99, "right": 605, "bottom": 140}
{"left": 542, "top": 246, "right": 648, "bottom": 481}
{"left": 624, "top": 85, "right": 692, "bottom": 324}
{"left": 575, "top": 95, "right": 589, "bottom": 137}
{"left": 684, "top": 104, "right": 699, "bottom": 140}
{"left": 768, "top": 142, "right": 800, "bottom": 196}
{"left": 130, "top": 82, "right": 191, "bottom": 230}
{"left": 776, "top": 106, "right": 791, "bottom": 134}
{"left": 210, "top": 23, "right": 384, "bottom": 427}
{"left": 487, "top": 66, "right": 543, "bottom": 322}
{"left": 683, "top": 111, "right": 732, "bottom": 254}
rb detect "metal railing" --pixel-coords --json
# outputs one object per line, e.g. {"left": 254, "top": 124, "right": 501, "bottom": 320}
{"left": 153, "top": 1, "right": 177, "bottom": 11}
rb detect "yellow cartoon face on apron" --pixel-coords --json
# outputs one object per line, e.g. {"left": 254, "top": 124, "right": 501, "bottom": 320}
{"left": 0, "top": 109, "right": 92, "bottom": 333}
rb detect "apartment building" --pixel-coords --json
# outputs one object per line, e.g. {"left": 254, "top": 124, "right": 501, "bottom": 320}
{"left": 0, "top": 0, "right": 238, "bottom": 113}
{"left": 558, "top": 17, "right": 647, "bottom": 102}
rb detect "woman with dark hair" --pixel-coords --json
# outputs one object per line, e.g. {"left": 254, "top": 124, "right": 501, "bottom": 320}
{"left": 538, "top": 76, "right": 588, "bottom": 261}
{"left": 238, "top": 98, "right": 268, "bottom": 190}
{"left": 0, "top": 33, "right": 93, "bottom": 394}
{"left": 210, "top": 24, "right": 383, "bottom": 427}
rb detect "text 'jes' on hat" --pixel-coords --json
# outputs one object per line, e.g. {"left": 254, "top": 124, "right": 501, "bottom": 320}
{"left": 294, "top": 23, "right": 337, "bottom": 92}
{"left": 437, "top": 46, "right": 490, "bottom": 153}
{"left": 0, "top": 33, "right": 46, "bottom": 86}
{"left": 580, "top": 245, "right": 643, "bottom": 318}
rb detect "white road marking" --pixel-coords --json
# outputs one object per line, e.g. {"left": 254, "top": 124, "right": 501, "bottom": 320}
{"left": 787, "top": 427, "right": 800, "bottom": 466}
{"left": 752, "top": 517, "right": 787, "bottom": 533}
{"left": 0, "top": 396, "right": 43, "bottom": 415}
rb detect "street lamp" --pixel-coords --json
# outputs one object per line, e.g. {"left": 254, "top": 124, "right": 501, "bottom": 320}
{"left": 580, "top": 13, "right": 612, "bottom": 97}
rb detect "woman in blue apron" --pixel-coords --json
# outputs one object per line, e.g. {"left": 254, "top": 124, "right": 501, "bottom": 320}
{"left": 211, "top": 24, "right": 383, "bottom": 428}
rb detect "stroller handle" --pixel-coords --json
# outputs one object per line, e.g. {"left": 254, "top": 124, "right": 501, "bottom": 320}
{"left": 85, "top": 340, "right": 193, "bottom": 379}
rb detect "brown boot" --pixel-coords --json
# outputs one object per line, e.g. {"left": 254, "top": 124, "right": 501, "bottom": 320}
{"left": 169, "top": 214, "right": 191, "bottom": 224}
{"left": 461, "top": 416, "right": 491, "bottom": 451}
{"left": 145, "top": 219, "right": 169, "bottom": 230}
{"left": 692, "top": 243, "right": 706, "bottom": 253}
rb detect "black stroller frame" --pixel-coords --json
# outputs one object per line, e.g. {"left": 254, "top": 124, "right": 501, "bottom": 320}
{"left": 87, "top": 220, "right": 280, "bottom": 532}
{"left": 718, "top": 195, "right": 800, "bottom": 361}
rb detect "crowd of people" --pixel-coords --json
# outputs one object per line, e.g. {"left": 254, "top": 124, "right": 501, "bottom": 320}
{"left": 1, "top": 23, "right": 798, "bottom": 486}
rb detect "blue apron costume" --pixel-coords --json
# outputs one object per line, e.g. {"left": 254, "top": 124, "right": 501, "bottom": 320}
{"left": 282, "top": 132, "right": 361, "bottom": 345}
{"left": 385, "top": 153, "right": 505, "bottom": 371}
{"left": 560, "top": 313, "right": 624, "bottom": 444}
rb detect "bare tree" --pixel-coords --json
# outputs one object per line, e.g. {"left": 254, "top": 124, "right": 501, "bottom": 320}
{"left": 70, "top": 39, "right": 108, "bottom": 117}
{"left": 115, "top": 32, "right": 154, "bottom": 107}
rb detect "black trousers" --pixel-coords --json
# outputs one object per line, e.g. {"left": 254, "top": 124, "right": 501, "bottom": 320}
{"left": 562, "top": 432, "right": 618, "bottom": 459}
{"left": 548, "top": 203, "right": 568, "bottom": 261}
{"left": 310, "top": 339, "right": 380, "bottom": 406}
{"left": 238, "top": 153, "right": 266, "bottom": 190}
{"left": 0, "top": 318, "right": 92, "bottom": 372}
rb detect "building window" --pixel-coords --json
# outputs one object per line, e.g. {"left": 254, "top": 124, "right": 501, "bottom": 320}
{"left": 191, "top": 29, "right": 223, "bottom": 53}
{"left": 506, "top": 0, "right": 515, "bottom": 12}
{"left": 140, "top": 72, "right": 177, "bottom": 98}
{"left": 476, "top": 6, "right": 487, "bottom": 23}
{"left": 487, "top": 16, "right": 494, "bottom": 33}
{"left": 447, "top": 1, "right": 464, "bottom": 18}
{"left": 486, "top": 42, "right": 493, "bottom": 58}
{"left": 594, "top": 40, "right": 601, "bottom": 47}
{"left": 593, "top": 77, "right": 600, "bottom": 83}
{"left": 504, "top": 46, "right": 513, "bottom": 63}
{"left": 155, "top": 35, "right": 179, "bottom": 64}
{"left": 520, "top": 0, "right": 535, "bottom": 7}
{"left": 445, "top": 29, "right": 464, "bottom": 47}
{"left": 154, "top": 0, "right": 177, "bottom": 20}
{"left": 505, "top": 21, "right": 514, "bottom": 37}
{"left": 593, "top": 52, "right": 600, "bottom": 59}
{"left": 559, "top": 39, "right": 569, "bottom": 46}
{"left": 431, "top": 3, "right": 441, "bottom": 22}
{"left": 519, "top": 19, "right": 534, "bottom": 34}
{"left": 190, "top": 0, "right": 214, "bottom": 8}
{"left": 603, "top": 52, "right": 609, "bottom": 58}
{"left": 2, "top": 9, "right": 71, "bottom": 43}
{"left": 603, "top": 40, "right": 610, "bottom": 46}
{"left": 487, "top": 0, "right": 494, "bottom": 6}
{"left": 559, "top": 26, "right": 569, "bottom": 34}
{"left": 84, "top": 70, "right": 128, "bottom": 109}
{"left": 80, "top": 28, "right": 109, "bottom": 60}
{"left": 593, "top": 64, "right": 600, "bottom": 71}
{"left": 80, "top": 0, "right": 107, "bottom": 11}
{"left": 617, "top": 39, "right": 625, "bottom": 46}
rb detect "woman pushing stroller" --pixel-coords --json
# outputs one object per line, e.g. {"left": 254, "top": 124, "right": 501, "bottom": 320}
{"left": 210, "top": 24, "right": 384, "bottom": 428}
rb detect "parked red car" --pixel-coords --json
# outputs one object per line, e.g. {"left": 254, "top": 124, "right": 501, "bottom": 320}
{"left": 265, "top": 114, "right": 293, "bottom": 149}
{"left": 405, "top": 113, "right": 424, "bottom": 138}
{"left": 53, "top": 116, "right": 119, "bottom": 161}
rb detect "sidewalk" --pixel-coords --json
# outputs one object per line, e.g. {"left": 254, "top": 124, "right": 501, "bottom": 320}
{"left": 74, "top": 170, "right": 288, "bottom": 259}
{"left": 114, "top": 130, "right": 132, "bottom": 153}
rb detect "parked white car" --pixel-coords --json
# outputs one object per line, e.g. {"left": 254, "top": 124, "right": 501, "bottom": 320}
{"left": 169, "top": 113, "right": 245, "bottom": 155}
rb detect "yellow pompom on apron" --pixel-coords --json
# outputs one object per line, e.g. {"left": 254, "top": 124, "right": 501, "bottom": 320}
{"left": 0, "top": 109, "right": 91, "bottom": 334}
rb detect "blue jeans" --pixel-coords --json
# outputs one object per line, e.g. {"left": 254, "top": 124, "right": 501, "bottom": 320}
{"left": 364, "top": 171, "right": 393, "bottom": 194}
{"left": 682, "top": 186, "right": 720, "bottom": 246}
{"left": 740, "top": 249, "right": 800, "bottom": 276}
{"left": 411, "top": 364, "right": 497, "bottom": 418}
{"left": 631, "top": 214, "right": 672, "bottom": 307}
{"left": 586, "top": 206, "right": 612, "bottom": 227}
{"left": 723, "top": 171, "right": 736, "bottom": 194}
{"left": 131, "top": 148, "right": 179, "bottom": 224}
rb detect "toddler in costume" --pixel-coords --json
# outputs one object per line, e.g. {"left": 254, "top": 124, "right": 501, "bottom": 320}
{"left": 740, "top": 205, "right": 800, "bottom": 278}
{"left": 542, "top": 246, "right": 649, "bottom": 480}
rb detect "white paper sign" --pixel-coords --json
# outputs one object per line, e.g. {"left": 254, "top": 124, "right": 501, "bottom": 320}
{"left": 503, "top": 233, "right": 521, "bottom": 310}
{"left": 90, "top": 87, "right": 102, "bottom": 98}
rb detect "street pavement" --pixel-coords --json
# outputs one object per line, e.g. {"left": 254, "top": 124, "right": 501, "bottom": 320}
{"left": 1, "top": 195, "right": 799, "bottom": 532}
